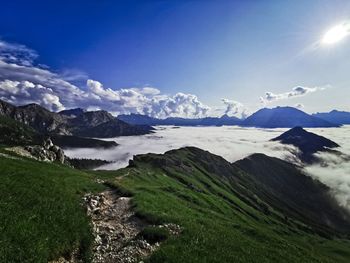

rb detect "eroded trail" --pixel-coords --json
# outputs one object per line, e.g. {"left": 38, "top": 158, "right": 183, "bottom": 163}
{"left": 84, "top": 189, "right": 159, "bottom": 263}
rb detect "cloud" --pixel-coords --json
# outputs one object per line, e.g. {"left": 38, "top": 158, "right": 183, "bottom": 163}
{"left": 221, "top": 99, "right": 249, "bottom": 118}
{"left": 301, "top": 126, "right": 350, "bottom": 210}
{"left": 260, "top": 86, "right": 326, "bottom": 104}
{"left": 0, "top": 39, "right": 212, "bottom": 118}
{"left": 84, "top": 79, "right": 210, "bottom": 118}
{"left": 64, "top": 126, "right": 299, "bottom": 170}
{"left": 0, "top": 39, "right": 38, "bottom": 66}
{"left": 64, "top": 125, "right": 350, "bottom": 211}
{"left": 0, "top": 79, "right": 64, "bottom": 111}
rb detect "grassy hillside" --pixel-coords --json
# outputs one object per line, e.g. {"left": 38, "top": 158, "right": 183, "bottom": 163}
{"left": 92, "top": 147, "right": 350, "bottom": 263}
{"left": 0, "top": 151, "right": 103, "bottom": 262}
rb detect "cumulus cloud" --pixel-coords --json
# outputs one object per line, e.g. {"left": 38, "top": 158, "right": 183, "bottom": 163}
{"left": 0, "top": 39, "right": 212, "bottom": 118}
{"left": 85, "top": 79, "right": 210, "bottom": 118}
{"left": 260, "top": 86, "right": 326, "bottom": 104}
{"left": 0, "top": 79, "right": 64, "bottom": 111}
{"left": 221, "top": 99, "right": 249, "bottom": 118}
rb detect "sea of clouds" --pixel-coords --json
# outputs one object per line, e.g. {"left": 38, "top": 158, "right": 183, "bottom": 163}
{"left": 64, "top": 126, "right": 300, "bottom": 170}
{"left": 65, "top": 125, "right": 350, "bottom": 210}
{"left": 303, "top": 126, "right": 350, "bottom": 210}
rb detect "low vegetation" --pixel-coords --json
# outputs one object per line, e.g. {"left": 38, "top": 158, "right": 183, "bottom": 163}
{"left": 92, "top": 147, "right": 350, "bottom": 263}
{"left": 1, "top": 143, "right": 350, "bottom": 263}
{"left": 0, "top": 150, "right": 104, "bottom": 262}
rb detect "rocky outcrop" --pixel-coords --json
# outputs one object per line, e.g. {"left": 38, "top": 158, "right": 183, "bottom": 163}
{"left": 271, "top": 127, "right": 340, "bottom": 163}
{"left": 6, "top": 138, "right": 66, "bottom": 164}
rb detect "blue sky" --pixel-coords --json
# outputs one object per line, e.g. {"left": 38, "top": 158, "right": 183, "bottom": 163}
{"left": 0, "top": 0, "right": 350, "bottom": 117}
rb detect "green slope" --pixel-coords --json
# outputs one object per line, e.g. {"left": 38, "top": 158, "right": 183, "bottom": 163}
{"left": 93, "top": 147, "right": 350, "bottom": 263}
{"left": 0, "top": 152, "right": 103, "bottom": 263}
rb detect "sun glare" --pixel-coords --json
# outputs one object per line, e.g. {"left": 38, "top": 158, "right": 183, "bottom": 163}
{"left": 322, "top": 23, "right": 349, "bottom": 45}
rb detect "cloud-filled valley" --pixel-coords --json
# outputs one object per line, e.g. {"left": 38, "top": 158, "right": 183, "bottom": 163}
{"left": 64, "top": 125, "right": 350, "bottom": 211}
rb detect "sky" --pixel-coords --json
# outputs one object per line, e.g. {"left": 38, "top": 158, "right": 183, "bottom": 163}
{"left": 0, "top": 0, "right": 350, "bottom": 118}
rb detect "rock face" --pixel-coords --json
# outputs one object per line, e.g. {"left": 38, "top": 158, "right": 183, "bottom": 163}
{"left": 0, "top": 99, "right": 153, "bottom": 138}
{"left": 0, "top": 100, "right": 70, "bottom": 134}
{"left": 242, "top": 106, "right": 338, "bottom": 128}
{"left": 271, "top": 127, "right": 339, "bottom": 163}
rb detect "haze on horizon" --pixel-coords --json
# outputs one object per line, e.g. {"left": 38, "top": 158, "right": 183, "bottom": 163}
{"left": 0, "top": 0, "right": 350, "bottom": 118}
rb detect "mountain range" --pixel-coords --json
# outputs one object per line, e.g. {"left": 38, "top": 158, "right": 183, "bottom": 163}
{"left": 1, "top": 99, "right": 346, "bottom": 130}
{"left": 119, "top": 107, "right": 344, "bottom": 128}
{"left": 0, "top": 99, "right": 153, "bottom": 139}
{"left": 118, "top": 113, "right": 243, "bottom": 126}
{"left": 242, "top": 106, "right": 338, "bottom": 128}
{"left": 313, "top": 110, "right": 350, "bottom": 125}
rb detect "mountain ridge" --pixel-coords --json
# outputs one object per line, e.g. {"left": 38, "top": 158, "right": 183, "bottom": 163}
{"left": 313, "top": 110, "right": 350, "bottom": 125}
{"left": 242, "top": 106, "right": 338, "bottom": 128}
{"left": 0, "top": 99, "right": 153, "bottom": 138}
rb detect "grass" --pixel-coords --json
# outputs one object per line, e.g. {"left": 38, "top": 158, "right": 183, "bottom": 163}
{"left": 91, "top": 149, "right": 350, "bottom": 263}
{"left": 0, "top": 151, "right": 104, "bottom": 263}
{"left": 1, "top": 144, "right": 350, "bottom": 263}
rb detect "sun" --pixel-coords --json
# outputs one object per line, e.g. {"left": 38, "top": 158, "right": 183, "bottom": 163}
{"left": 322, "top": 23, "right": 349, "bottom": 45}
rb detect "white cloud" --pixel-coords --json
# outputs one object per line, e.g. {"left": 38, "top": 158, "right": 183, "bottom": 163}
{"left": 221, "top": 99, "right": 249, "bottom": 118}
{"left": 64, "top": 125, "right": 350, "bottom": 211}
{"left": 64, "top": 126, "right": 299, "bottom": 170}
{"left": 302, "top": 126, "right": 350, "bottom": 210}
{"left": 0, "top": 39, "right": 38, "bottom": 66}
{"left": 0, "top": 39, "right": 212, "bottom": 118}
{"left": 260, "top": 86, "right": 326, "bottom": 104}
{"left": 0, "top": 79, "right": 64, "bottom": 111}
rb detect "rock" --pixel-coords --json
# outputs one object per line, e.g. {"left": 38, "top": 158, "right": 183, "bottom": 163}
{"left": 43, "top": 137, "right": 54, "bottom": 149}
{"left": 83, "top": 189, "right": 175, "bottom": 263}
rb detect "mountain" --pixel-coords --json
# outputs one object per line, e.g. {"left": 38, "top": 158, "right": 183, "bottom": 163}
{"left": 271, "top": 127, "right": 339, "bottom": 163}
{"left": 75, "top": 119, "right": 153, "bottom": 138}
{"left": 117, "top": 113, "right": 160, "bottom": 125}
{"left": 130, "top": 147, "right": 350, "bottom": 234}
{"left": 59, "top": 108, "right": 86, "bottom": 118}
{"left": 242, "top": 106, "right": 339, "bottom": 128}
{"left": 0, "top": 115, "right": 41, "bottom": 146}
{"left": 3, "top": 143, "right": 350, "bottom": 262}
{"left": 313, "top": 110, "right": 350, "bottom": 125}
{"left": 118, "top": 113, "right": 242, "bottom": 126}
{"left": 0, "top": 99, "right": 70, "bottom": 134}
{"left": 116, "top": 146, "right": 350, "bottom": 262}
{"left": 0, "top": 99, "right": 153, "bottom": 138}
{"left": 235, "top": 153, "right": 349, "bottom": 232}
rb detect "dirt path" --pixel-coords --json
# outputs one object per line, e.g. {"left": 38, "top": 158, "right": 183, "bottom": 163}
{"left": 84, "top": 189, "right": 159, "bottom": 263}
